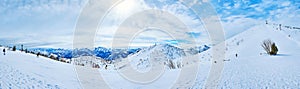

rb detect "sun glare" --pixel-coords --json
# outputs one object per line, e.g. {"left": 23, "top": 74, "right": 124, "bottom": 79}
{"left": 114, "top": 0, "right": 138, "bottom": 15}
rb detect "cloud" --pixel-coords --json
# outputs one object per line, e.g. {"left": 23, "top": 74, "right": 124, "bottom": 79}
{"left": 210, "top": 0, "right": 299, "bottom": 39}
{"left": 0, "top": 0, "right": 86, "bottom": 48}
{"left": 222, "top": 15, "right": 260, "bottom": 38}
{"left": 1, "top": 0, "right": 299, "bottom": 48}
{"left": 93, "top": 0, "right": 209, "bottom": 48}
{"left": 186, "top": 32, "right": 201, "bottom": 38}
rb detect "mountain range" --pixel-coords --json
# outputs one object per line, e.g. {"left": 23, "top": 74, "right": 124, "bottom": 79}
{"left": 28, "top": 44, "right": 210, "bottom": 60}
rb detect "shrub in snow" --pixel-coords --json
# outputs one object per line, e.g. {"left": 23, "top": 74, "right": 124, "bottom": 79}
{"left": 49, "top": 54, "right": 59, "bottom": 60}
{"left": 60, "top": 58, "right": 71, "bottom": 63}
{"left": 166, "top": 60, "right": 175, "bottom": 69}
{"left": 165, "top": 60, "right": 182, "bottom": 69}
{"left": 261, "top": 39, "right": 278, "bottom": 55}
{"left": 24, "top": 49, "right": 28, "bottom": 53}
{"left": 270, "top": 43, "right": 278, "bottom": 55}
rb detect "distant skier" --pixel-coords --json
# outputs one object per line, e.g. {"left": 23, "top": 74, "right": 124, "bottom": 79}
{"left": 37, "top": 52, "right": 40, "bottom": 58}
{"left": 235, "top": 53, "right": 238, "bottom": 58}
{"left": 279, "top": 24, "right": 282, "bottom": 30}
{"left": 3, "top": 48, "right": 5, "bottom": 55}
{"left": 21, "top": 44, "right": 23, "bottom": 51}
{"left": 105, "top": 65, "right": 108, "bottom": 70}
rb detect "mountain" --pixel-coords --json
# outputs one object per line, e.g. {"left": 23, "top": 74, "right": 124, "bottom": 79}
{"left": 72, "top": 48, "right": 94, "bottom": 58}
{"left": 28, "top": 47, "right": 141, "bottom": 60}
{"left": 94, "top": 47, "right": 111, "bottom": 59}
{"left": 28, "top": 48, "right": 73, "bottom": 59}
{"left": 94, "top": 47, "right": 141, "bottom": 60}
{"left": 186, "top": 45, "right": 210, "bottom": 55}
{"left": 142, "top": 44, "right": 187, "bottom": 59}
{"left": 116, "top": 44, "right": 210, "bottom": 70}
{"left": 28, "top": 44, "right": 209, "bottom": 61}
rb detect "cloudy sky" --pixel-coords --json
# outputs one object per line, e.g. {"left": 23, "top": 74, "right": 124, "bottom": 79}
{"left": 0, "top": 0, "right": 299, "bottom": 48}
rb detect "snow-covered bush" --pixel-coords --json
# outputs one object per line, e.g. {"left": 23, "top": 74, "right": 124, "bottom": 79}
{"left": 261, "top": 39, "right": 278, "bottom": 55}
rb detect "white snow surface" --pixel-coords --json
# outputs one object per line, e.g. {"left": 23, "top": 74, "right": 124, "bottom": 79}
{"left": 217, "top": 24, "right": 300, "bottom": 88}
{"left": 0, "top": 49, "right": 81, "bottom": 89}
{"left": 0, "top": 24, "right": 300, "bottom": 89}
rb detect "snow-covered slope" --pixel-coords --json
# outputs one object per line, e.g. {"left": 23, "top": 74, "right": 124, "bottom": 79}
{"left": 277, "top": 26, "right": 300, "bottom": 45}
{"left": 266, "top": 22, "right": 300, "bottom": 45}
{"left": 116, "top": 44, "right": 210, "bottom": 71}
{"left": 191, "top": 24, "right": 300, "bottom": 88}
{"left": 130, "top": 44, "right": 186, "bottom": 60}
{"left": 1, "top": 24, "right": 299, "bottom": 89}
{"left": 0, "top": 48, "right": 81, "bottom": 89}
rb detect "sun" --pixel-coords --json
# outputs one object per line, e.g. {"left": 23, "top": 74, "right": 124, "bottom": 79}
{"left": 113, "top": 0, "right": 138, "bottom": 15}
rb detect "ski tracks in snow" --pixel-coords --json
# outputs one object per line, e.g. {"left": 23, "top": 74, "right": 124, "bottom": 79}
{"left": 0, "top": 62, "right": 62, "bottom": 89}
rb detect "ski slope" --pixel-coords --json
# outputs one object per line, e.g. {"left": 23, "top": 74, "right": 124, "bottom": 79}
{"left": 0, "top": 24, "right": 300, "bottom": 88}
{"left": 0, "top": 48, "right": 81, "bottom": 89}
{"left": 98, "top": 24, "right": 300, "bottom": 88}
{"left": 217, "top": 24, "right": 300, "bottom": 88}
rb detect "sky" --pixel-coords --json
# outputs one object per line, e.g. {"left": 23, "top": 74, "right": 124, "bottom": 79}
{"left": 0, "top": 0, "right": 299, "bottom": 49}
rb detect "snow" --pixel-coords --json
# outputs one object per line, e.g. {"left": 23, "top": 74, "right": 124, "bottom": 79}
{"left": 0, "top": 49, "right": 81, "bottom": 89}
{"left": 111, "top": 24, "right": 300, "bottom": 88}
{"left": 1, "top": 24, "right": 300, "bottom": 88}
{"left": 215, "top": 24, "right": 300, "bottom": 88}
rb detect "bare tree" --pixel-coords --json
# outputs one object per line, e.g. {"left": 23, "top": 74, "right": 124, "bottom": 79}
{"left": 261, "top": 39, "right": 272, "bottom": 54}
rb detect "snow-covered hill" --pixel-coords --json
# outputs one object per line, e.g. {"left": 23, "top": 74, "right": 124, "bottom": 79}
{"left": 0, "top": 48, "right": 81, "bottom": 89}
{"left": 110, "top": 24, "right": 300, "bottom": 88}
{"left": 1, "top": 24, "right": 299, "bottom": 88}
{"left": 71, "top": 44, "right": 210, "bottom": 70}
{"left": 193, "top": 24, "right": 300, "bottom": 88}
{"left": 114, "top": 44, "right": 210, "bottom": 71}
